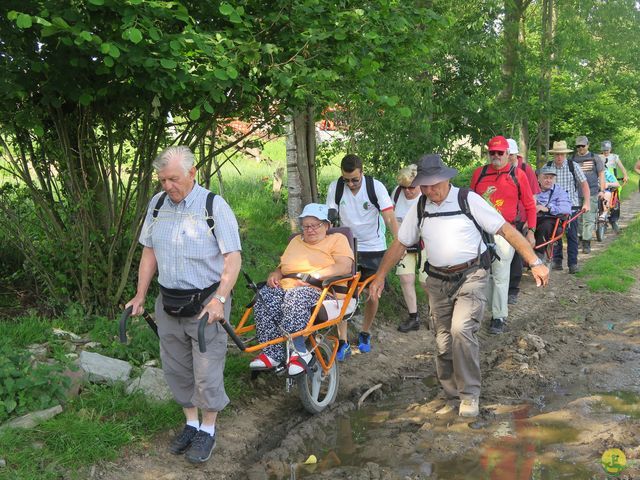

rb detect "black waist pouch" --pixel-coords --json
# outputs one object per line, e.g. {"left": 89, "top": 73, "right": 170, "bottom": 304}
{"left": 160, "top": 282, "right": 219, "bottom": 317}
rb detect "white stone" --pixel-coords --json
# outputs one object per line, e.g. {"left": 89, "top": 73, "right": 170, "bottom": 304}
{"left": 79, "top": 351, "right": 132, "bottom": 383}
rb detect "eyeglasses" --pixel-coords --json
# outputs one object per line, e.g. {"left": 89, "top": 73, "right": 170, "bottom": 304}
{"left": 489, "top": 150, "right": 506, "bottom": 156}
{"left": 342, "top": 177, "right": 361, "bottom": 184}
{"left": 301, "top": 222, "right": 325, "bottom": 231}
{"left": 405, "top": 185, "right": 418, "bottom": 190}
{"left": 576, "top": 145, "right": 586, "bottom": 148}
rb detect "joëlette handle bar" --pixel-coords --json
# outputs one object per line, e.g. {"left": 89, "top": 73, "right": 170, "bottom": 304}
{"left": 119, "top": 305, "right": 159, "bottom": 344}
{"left": 198, "top": 313, "right": 246, "bottom": 353}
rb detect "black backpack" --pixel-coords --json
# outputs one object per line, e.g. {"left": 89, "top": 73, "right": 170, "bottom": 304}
{"left": 546, "top": 159, "right": 578, "bottom": 191}
{"left": 416, "top": 187, "right": 499, "bottom": 269}
{"left": 331, "top": 175, "right": 381, "bottom": 226}
{"left": 473, "top": 164, "right": 521, "bottom": 199}
{"left": 152, "top": 191, "right": 217, "bottom": 238}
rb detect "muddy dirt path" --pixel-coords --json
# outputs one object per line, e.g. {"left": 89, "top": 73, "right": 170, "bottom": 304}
{"left": 93, "top": 193, "right": 640, "bottom": 480}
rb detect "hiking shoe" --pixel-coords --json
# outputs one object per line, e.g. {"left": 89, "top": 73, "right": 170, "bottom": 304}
{"left": 582, "top": 241, "right": 591, "bottom": 254}
{"left": 459, "top": 398, "right": 479, "bottom": 417}
{"left": 168, "top": 424, "right": 198, "bottom": 455}
{"left": 551, "top": 261, "right": 563, "bottom": 271}
{"left": 185, "top": 430, "right": 216, "bottom": 464}
{"left": 398, "top": 316, "right": 420, "bottom": 333}
{"left": 435, "top": 399, "right": 459, "bottom": 415}
{"left": 358, "top": 332, "right": 372, "bottom": 353}
{"left": 507, "top": 294, "right": 518, "bottom": 305}
{"left": 336, "top": 342, "right": 352, "bottom": 362}
{"left": 568, "top": 264, "right": 579, "bottom": 274}
{"left": 488, "top": 318, "right": 506, "bottom": 335}
{"left": 611, "top": 221, "right": 620, "bottom": 233}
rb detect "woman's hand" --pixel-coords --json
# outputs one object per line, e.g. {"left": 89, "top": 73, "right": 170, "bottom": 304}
{"left": 267, "top": 269, "right": 283, "bottom": 288}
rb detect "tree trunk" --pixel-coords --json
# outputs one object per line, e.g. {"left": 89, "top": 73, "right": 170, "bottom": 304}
{"left": 537, "top": 0, "right": 556, "bottom": 167}
{"left": 286, "top": 107, "right": 318, "bottom": 232}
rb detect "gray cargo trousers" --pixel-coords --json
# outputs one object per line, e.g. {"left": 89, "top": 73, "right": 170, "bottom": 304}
{"left": 425, "top": 267, "right": 488, "bottom": 401}
{"left": 154, "top": 292, "right": 231, "bottom": 412}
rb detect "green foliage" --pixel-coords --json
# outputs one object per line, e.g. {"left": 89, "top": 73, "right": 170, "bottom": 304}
{"left": 0, "top": 345, "right": 70, "bottom": 422}
{"left": 0, "top": 383, "right": 182, "bottom": 480}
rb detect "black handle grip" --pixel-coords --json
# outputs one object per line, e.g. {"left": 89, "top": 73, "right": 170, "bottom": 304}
{"left": 220, "top": 319, "right": 246, "bottom": 351}
{"left": 119, "top": 305, "right": 133, "bottom": 344}
{"left": 197, "top": 314, "right": 246, "bottom": 353}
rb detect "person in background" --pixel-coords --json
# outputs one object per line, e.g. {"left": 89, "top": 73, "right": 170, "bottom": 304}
{"left": 546, "top": 141, "right": 590, "bottom": 274}
{"left": 326, "top": 154, "right": 399, "bottom": 360}
{"left": 390, "top": 164, "right": 427, "bottom": 332}
{"left": 470, "top": 136, "right": 537, "bottom": 335}
{"left": 506, "top": 138, "right": 540, "bottom": 305}
{"left": 534, "top": 165, "right": 572, "bottom": 250}
{"left": 571, "top": 136, "right": 605, "bottom": 254}
{"left": 600, "top": 140, "right": 628, "bottom": 183}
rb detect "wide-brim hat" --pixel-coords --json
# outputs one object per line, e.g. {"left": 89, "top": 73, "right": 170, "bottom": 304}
{"left": 411, "top": 154, "right": 458, "bottom": 187}
{"left": 548, "top": 140, "right": 573, "bottom": 154}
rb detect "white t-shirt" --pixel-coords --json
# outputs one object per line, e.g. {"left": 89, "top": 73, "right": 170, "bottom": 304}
{"left": 602, "top": 153, "right": 619, "bottom": 171}
{"left": 391, "top": 186, "right": 422, "bottom": 224}
{"left": 398, "top": 186, "right": 505, "bottom": 268}
{"left": 326, "top": 176, "right": 394, "bottom": 252}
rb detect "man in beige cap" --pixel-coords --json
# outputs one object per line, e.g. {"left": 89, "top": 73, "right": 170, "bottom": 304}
{"left": 369, "top": 154, "right": 549, "bottom": 418}
{"left": 545, "top": 141, "right": 590, "bottom": 273}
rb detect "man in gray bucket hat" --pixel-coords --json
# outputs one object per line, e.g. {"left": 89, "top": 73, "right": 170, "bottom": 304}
{"left": 369, "top": 154, "right": 549, "bottom": 418}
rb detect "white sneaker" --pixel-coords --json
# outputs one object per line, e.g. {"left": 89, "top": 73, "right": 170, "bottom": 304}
{"left": 459, "top": 397, "right": 479, "bottom": 417}
{"left": 287, "top": 351, "right": 312, "bottom": 376}
{"left": 435, "top": 400, "right": 459, "bottom": 415}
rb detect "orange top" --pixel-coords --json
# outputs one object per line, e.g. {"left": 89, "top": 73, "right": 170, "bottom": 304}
{"left": 279, "top": 233, "right": 354, "bottom": 290}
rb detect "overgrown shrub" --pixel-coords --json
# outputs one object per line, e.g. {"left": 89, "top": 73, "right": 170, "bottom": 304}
{"left": 0, "top": 345, "right": 71, "bottom": 422}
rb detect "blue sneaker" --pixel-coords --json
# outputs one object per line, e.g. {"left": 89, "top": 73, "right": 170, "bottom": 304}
{"left": 336, "top": 342, "right": 352, "bottom": 362}
{"left": 358, "top": 332, "right": 371, "bottom": 353}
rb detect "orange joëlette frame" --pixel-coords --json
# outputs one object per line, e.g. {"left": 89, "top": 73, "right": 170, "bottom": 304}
{"left": 232, "top": 273, "right": 376, "bottom": 374}
{"left": 534, "top": 210, "right": 583, "bottom": 252}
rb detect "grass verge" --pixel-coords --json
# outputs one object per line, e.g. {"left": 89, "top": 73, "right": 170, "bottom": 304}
{"left": 577, "top": 214, "right": 640, "bottom": 292}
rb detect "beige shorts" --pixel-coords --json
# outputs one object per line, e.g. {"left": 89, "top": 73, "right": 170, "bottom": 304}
{"left": 396, "top": 251, "right": 428, "bottom": 283}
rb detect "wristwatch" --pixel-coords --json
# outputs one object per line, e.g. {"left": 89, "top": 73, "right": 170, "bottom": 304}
{"left": 530, "top": 257, "right": 544, "bottom": 267}
{"left": 213, "top": 294, "right": 226, "bottom": 304}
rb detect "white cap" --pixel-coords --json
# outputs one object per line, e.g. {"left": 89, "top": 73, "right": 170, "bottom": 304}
{"left": 299, "top": 203, "right": 329, "bottom": 221}
{"left": 507, "top": 138, "right": 519, "bottom": 155}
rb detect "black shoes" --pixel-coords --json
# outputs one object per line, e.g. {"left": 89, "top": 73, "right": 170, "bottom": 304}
{"left": 551, "top": 261, "right": 563, "bottom": 271}
{"left": 398, "top": 316, "right": 420, "bottom": 332}
{"left": 168, "top": 424, "right": 198, "bottom": 455}
{"left": 568, "top": 264, "right": 579, "bottom": 274}
{"left": 489, "top": 318, "right": 506, "bottom": 335}
{"left": 185, "top": 430, "right": 216, "bottom": 464}
{"left": 582, "top": 241, "right": 591, "bottom": 254}
{"left": 611, "top": 221, "right": 620, "bottom": 233}
{"left": 507, "top": 293, "right": 518, "bottom": 305}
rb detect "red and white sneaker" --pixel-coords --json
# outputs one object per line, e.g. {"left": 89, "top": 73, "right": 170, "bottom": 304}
{"left": 287, "top": 351, "right": 313, "bottom": 376}
{"left": 249, "top": 353, "right": 278, "bottom": 370}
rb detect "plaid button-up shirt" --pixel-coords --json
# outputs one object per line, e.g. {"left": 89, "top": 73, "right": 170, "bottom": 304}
{"left": 547, "top": 160, "right": 587, "bottom": 207}
{"left": 139, "top": 183, "right": 242, "bottom": 290}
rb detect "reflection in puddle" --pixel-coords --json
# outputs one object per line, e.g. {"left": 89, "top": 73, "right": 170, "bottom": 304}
{"left": 595, "top": 390, "right": 640, "bottom": 418}
{"left": 287, "top": 380, "right": 601, "bottom": 479}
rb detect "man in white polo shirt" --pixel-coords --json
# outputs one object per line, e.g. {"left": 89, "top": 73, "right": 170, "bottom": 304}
{"left": 326, "top": 154, "right": 398, "bottom": 360}
{"left": 369, "top": 154, "right": 549, "bottom": 417}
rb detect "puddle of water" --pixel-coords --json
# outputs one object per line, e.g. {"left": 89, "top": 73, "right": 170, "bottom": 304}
{"left": 285, "top": 380, "right": 602, "bottom": 479}
{"left": 594, "top": 390, "right": 640, "bottom": 418}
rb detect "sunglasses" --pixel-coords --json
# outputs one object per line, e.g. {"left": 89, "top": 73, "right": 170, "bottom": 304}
{"left": 576, "top": 145, "right": 586, "bottom": 148}
{"left": 342, "top": 177, "right": 361, "bottom": 184}
{"left": 489, "top": 150, "right": 506, "bottom": 156}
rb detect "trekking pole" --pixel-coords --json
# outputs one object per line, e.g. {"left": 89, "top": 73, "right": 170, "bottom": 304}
{"left": 197, "top": 313, "right": 246, "bottom": 353}
{"left": 119, "top": 306, "right": 159, "bottom": 344}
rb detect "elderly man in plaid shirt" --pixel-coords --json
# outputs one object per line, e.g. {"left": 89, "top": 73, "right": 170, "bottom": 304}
{"left": 126, "top": 146, "right": 242, "bottom": 465}
{"left": 545, "top": 141, "right": 590, "bottom": 274}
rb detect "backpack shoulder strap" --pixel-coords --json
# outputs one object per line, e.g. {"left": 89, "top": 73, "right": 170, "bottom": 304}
{"left": 508, "top": 164, "right": 522, "bottom": 199}
{"left": 365, "top": 176, "right": 381, "bottom": 211}
{"left": 416, "top": 194, "right": 427, "bottom": 228}
{"left": 152, "top": 192, "right": 167, "bottom": 219}
{"left": 205, "top": 191, "right": 217, "bottom": 237}
{"left": 458, "top": 187, "right": 484, "bottom": 235}
{"left": 335, "top": 178, "right": 345, "bottom": 208}
{"left": 393, "top": 186, "right": 402, "bottom": 204}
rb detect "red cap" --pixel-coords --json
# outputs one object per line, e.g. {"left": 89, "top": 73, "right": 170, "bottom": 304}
{"left": 487, "top": 136, "right": 509, "bottom": 151}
